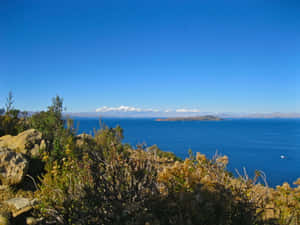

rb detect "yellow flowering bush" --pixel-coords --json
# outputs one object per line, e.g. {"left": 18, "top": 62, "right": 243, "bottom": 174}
{"left": 156, "top": 153, "right": 266, "bottom": 225}
{"left": 270, "top": 181, "right": 300, "bottom": 225}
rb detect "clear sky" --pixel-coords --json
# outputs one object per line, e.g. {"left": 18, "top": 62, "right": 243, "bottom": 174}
{"left": 0, "top": 0, "right": 299, "bottom": 113}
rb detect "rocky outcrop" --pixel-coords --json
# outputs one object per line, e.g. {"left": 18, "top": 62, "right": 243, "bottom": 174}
{"left": 0, "top": 148, "right": 29, "bottom": 186}
{"left": 0, "top": 130, "right": 45, "bottom": 225}
{"left": 0, "top": 129, "right": 45, "bottom": 158}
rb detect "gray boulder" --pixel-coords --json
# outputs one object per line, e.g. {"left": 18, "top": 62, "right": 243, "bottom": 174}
{"left": 0, "top": 129, "right": 44, "bottom": 157}
{"left": 3, "top": 197, "right": 37, "bottom": 218}
{"left": 0, "top": 148, "right": 29, "bottom": 186}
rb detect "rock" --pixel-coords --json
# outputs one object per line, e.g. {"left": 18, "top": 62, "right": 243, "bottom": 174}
{"left": 0, "top": 129, "right": 44, "bottom": 157}
{"left": 0, "top": 148, "right": 29, "bottom": 185}
{"left": 4, "top": 198, "right": 31, "bottom": 210}
{"left": 75, "top": 133, "right": 93, "bottom": 147}
{"left": 29, "top": 144, "right": 40, "bottom": 158}
{"left": 3, "top": 198, "right": 37, "bottom": 218}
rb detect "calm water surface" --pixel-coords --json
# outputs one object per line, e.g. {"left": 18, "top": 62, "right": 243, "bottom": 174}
{"left": 73, "top": 118, "right": 300, "bottom": 187}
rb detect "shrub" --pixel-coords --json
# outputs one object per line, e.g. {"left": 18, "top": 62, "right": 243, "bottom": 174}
{"left": 29, "top": 96, "right": 74, "bottom": 163}
{"left": 35, "top": 125, "right": 159, "bottom": 225}
{"left": 271, "top": 181, "right": 300, "bottom": 225}
{"left": 156, "top": 153, "right": 266, "bottom": 225}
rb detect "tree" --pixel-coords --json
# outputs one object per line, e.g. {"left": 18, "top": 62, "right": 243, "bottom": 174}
{"left": 48, "top": 95, "right": 64, "bottom": 118}
{"left": 0, "top": 92, "right": 28, "bottom": 136}
{"left": 5, "top": 91, "right": 14, "bottom": 113}
{"left": 29, "top": 95, "right": 72, "bottom": 161}
{"left": 30, "top": 95, "right": 65, "bottom": 136}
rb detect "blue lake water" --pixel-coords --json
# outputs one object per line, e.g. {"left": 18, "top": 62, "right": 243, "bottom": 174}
{"left": 72, "top": 118, "right": 300, "bottom": 187}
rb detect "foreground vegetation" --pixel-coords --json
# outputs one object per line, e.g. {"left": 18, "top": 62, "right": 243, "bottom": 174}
{"left": 0, "top": 93, "right": 299, "bottom": 225}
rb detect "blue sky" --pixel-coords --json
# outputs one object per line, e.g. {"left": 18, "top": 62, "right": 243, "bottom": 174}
{"left": 0, "top": 0, "right": 299, "bottom": 113}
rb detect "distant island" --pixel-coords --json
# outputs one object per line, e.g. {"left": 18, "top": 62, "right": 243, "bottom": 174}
{"left": 155, "top": 115, "right": 224, "bottom": 121}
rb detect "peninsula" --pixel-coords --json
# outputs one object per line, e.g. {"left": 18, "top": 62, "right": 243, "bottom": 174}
{"left": 155, "top": 115, "right": 224, "bottom": 121}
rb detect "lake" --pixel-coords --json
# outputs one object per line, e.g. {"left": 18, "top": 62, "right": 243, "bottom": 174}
{"left": 72, "top": 118, "right": 300, "bottom": 187}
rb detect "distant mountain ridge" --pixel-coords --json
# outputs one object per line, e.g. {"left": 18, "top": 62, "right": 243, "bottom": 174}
{"left": 64, "top": 112, "right": 300, "bottom": 119}
{"left": 155, "top": 115, "right": 223, "bottom": 121}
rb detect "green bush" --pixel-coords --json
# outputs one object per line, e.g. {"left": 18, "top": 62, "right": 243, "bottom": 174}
{"left": 29, "top": 96, "right": 75, "bottom": 163}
